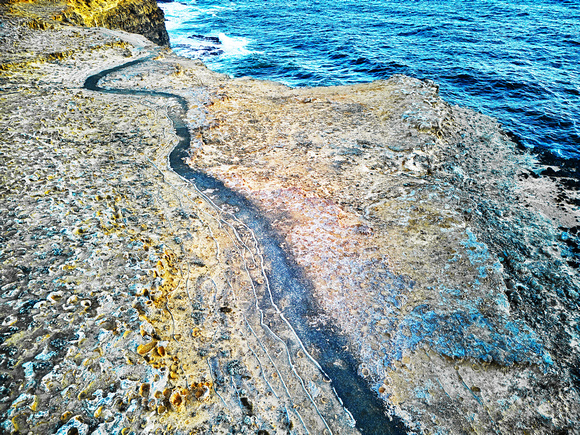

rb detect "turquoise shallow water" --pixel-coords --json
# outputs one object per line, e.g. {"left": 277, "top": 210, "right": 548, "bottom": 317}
{"left": 160, "top": 0, "right": 580, "bottom": 162}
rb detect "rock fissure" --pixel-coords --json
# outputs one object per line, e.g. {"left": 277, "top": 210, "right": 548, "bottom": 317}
{"left": 83, "top": 50, "right": 408, "bottom": 435}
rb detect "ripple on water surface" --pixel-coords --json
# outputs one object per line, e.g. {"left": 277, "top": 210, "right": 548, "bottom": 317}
{"left": 160, "top": 0, "right": 580, "bottom": 161}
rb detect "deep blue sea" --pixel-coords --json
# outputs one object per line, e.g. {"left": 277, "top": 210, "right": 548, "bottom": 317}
{"left": 160, "top": 0, "right": 580, "bottom": 162}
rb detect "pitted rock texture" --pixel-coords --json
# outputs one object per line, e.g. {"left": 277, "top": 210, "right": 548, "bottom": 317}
{"left": 0, "top": 5, "right": 579, "bottom": 435}
{"left": 0, "top": 17, "right": 360, "bottom": 435}
{"left": 181, "top": 75, "right": 580, "bottom": 433}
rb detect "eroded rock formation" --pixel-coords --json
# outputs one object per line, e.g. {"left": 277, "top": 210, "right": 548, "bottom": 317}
{"left": 1, "top": 0, "right": 169, "bottom": 46}
{"left": 0, "top": 3, "right": 579, "bottom": 434}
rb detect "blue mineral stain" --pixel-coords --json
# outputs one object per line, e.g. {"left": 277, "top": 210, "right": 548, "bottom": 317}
{"left": 437, "top": 286, "right": 467, "bottom": 308}
{"left": 491, "top": 260, "right": 503, "bottom": 274}
{"left": 495, "top": 292, "right": 510, "bottom": 312}
{"left": 478, "top": 266, "right": 487, "bottom": 279}
{"left": 392, "top": 303, "right": 552, "bottom": 366}
{"left": 462, "top": 228, "right": 489, "bottom": 264}
{"left": 413, "top": 379, "right": 435, "bottom": 404}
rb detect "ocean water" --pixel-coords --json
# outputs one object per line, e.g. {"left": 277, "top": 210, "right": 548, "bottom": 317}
{"left": 159, "top": 0, "right": 580, "bottom": 161}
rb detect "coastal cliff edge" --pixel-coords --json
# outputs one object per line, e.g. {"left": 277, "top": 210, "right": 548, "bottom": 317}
{"left": 0, "top": 2, "right": 579, "bottom": 434}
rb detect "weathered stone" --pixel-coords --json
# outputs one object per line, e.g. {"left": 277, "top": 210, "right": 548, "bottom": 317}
{"left": 0, "top": 2, "right": 578, "bottom": 434}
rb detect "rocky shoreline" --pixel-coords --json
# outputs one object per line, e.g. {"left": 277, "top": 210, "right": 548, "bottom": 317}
{"left": 1, "top": 2, "right": 579, "bottom": 434}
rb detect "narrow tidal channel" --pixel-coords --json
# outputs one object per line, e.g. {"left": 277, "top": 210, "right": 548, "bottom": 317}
{"left": 84, "top": 55, "right": 407, "bottom": 434}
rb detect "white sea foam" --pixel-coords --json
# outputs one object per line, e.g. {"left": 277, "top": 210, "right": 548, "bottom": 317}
{"left": 159, "top": 2, "right": 252, "bottom": 60}
{"left": 170, "top": 34, "right": 253, "bottom": 61}
{"left": 218, "top": 33, "right": 251, "bottom": 56}
{"left": 158, "top": 2, "right": 198, "bottom": 31}
{"left": 159, "top": 2, "right": 231, "bottom": 21}
{"left": 159, "top": 1, "right": 232, "bottom": 30}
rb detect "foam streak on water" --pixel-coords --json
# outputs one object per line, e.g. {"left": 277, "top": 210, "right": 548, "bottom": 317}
{"left": 160, "top": 0, "right": 580, "bottom": 160}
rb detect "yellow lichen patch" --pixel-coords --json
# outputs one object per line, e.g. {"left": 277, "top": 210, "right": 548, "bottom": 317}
{"left": 30, "top": 395, "right": 39, "bottom": 412}
{"left": 190, "top": 382, "right": 212, "bottom": 401}
{"left": 137, "top": 340, "right": 158, "bottom": 355}
{"left": 3, "top": 330, "right": 28, "bottom": 347}
{"left": 147, "top": 250, "right": 182, "bottom": 306}
{"left": 138, "top": 383, "right": 151, "bottom": 398}
{"left": 169, "top": 389, "right": 184, "bottom": 409}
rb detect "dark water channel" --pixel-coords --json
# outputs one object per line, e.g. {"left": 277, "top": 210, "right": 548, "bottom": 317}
{"left": 84, "top": 56, "right": 407, "bottom": 434}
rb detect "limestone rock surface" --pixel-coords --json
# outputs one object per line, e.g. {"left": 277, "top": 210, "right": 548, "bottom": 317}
{"left": 1, "top": 0, "right": 169, "bottom": 46}
{"left": 0, "top": 4, "right": 579, "bottom": 435}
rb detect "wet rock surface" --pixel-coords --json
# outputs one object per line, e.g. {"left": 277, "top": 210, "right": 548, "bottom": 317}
{"left": 0, "top": 5, "right": 579, "bottom": 435}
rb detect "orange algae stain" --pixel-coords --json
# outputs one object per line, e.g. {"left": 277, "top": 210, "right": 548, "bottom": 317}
{"left": 147, "top": 249, "right": 182, "bottom": 305}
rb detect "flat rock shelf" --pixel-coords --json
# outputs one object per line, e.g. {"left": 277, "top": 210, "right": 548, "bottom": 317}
{"left": 85, "top": 51, "right": 406, "bottom": 434}
{"left": 0, "top": 7, "right": 579, "bottom": 435}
